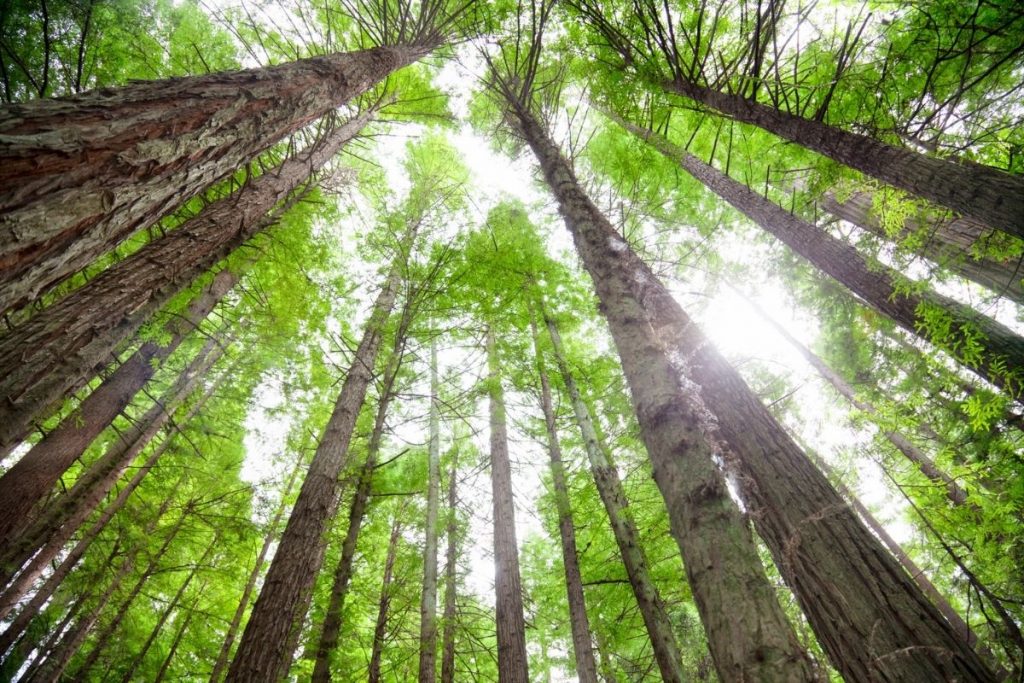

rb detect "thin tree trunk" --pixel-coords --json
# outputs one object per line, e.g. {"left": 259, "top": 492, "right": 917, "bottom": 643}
{"left": 486, "top": 328, "right": 530, "bottom": 683}
{"left": 0, "top": 45, "right": 431, "bottom": 313}
{"left": 0, "top": 336, "right": 225, "bottom": 598}
{"left": 311, "top": 337, "right": 407, "bottom": 683}
{"left": 594, "top": 629, "right": 620, "bottom": 683}
{"left": 0, "top": 265, "right": 237, "bottom": 460}
{"left": 0, "top": 279, "right": 233, "bottom": 551}
{"left": 613, "top": 113, "right": 1024, "bottom": 401}
{"left": 209, "top": 453, "right": 306, "bottom": 683}
{"left": 660, "top": 78, "right": 1024, "bottom": 241}
{"left": 226, "top": 256, "right": 406, "bottom": 682}
{"left": 542, "top": 307, "right": 693, "bottom": 683}
{"left": 439, "top": 448, "right": 459, "bottom": 683}
{"left": 120, "top": 535, "right": 218, "bottom": 682}
{"left": 819, "top": 190, "right": 1024, "bottom": 306}
{"left": 528, "top": 311, "right": 599, "bottom": 683}
{"left": 0, "top": 106, "right": 375, "bottom": 451}
{"left": 154, "top": 580, "right": 207, "bottom": 683}
{"left": 418, "top": 340, "right": 441, "bottom": 683}
{"left": 368, "top": 514, "right": 404, "bottom": 683}
{"left": 517, "top": 99, "right": 995, "bottom": 681}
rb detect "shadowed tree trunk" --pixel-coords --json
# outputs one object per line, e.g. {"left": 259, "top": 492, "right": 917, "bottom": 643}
{"left": 612, "top": 113, "right": 1024, "bottom": 401}
{"left": 486, "top": 328, "right": 530, "bottom": 683}
{"left": 439, "top": 447, "right": 459, "bottom": 683}
{"left": 0, "top": 45, "right": 431, "bottom": 314}
{"left": 418, "top": 340, "right": 441, "bottom": 683}
{"left": 368, "top": 514, "right": 404, "bottom": 683}
{"left": 226, "top": 252, "right": 406, "bottom": 682}
{"left": 513, "top": 97, "right": 994, "bottom": 681}
{"left": 528, "top": 311, "right": 599, "bottom": 683}
{"left": 0, "top": 106, "right": 375, "bottom": 453}
{"left": 154, "top": 580, "right": 207, "bottom": 683}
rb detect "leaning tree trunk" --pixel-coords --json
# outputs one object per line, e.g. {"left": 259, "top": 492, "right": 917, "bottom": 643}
{"left": 439, "top": 448, "right": 460, "bottom": 683}
{"left": 818, "top": 190, "right": 1024, "bottom": 306}
{"left": 0, "top": 45, "right": 431, "bottom": 314}
{"left": 226, "top": 257, "right": 405, "bottom": 682}
{"left": 528, "top": 312, "right": 599, "bottom": 683}
{"left": 209, "top": 452, "right": 304, "bottom": 683}
{"left": 614, "top": 113, "right": 1024, "bottom": 401}
{"left": 486, "top": 329, "right": 530, "bottom": 683}
{"left": 0, "top": 270, "right": 235, "bottom": 549}
{"left": 154, "top": 580, "right": 207, "bottom": 683}
{"left": 524, "top": 102, "right": 995, "bottom": 680}
{"left": 418, "top": 340, "right": 441, "bottom": 683}
{"left": 512, "top": 104, "right": 814, "bottom": 681}
{"left": 0, "top": 105, "right": 375, "bottom": 453}
{"left": 0, "top": 364, "right": 221, "bottom": 658}
{"left": 311, "top": 336, "right": 407, "bottom": 683}
{"left": 659, "top": 78, "right": 1024, "bottom": 241}
{"left": 368, "top": 514, "right": 404, "bottom": 683}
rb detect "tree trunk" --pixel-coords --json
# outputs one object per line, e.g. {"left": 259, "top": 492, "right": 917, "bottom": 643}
{"left": 0, "top": 46, "right": 430, "bottom": 314}
{"left": 311, "top": 338, "right": 407, "bottom": 683}
{"left": 209, "top": 453, "right": 306, "bottom": 683}
{"left": 368, "top": 514, "right": 404, "bottom": 683}
{"left": 440, "top": 448, "right": 459, "bottom": 683}
{"left": 154, "top": 580, "right": 207, "bottom": 683}
{"left": 528, "top": 311, "right": 599, "bottom": 683}
{"left": 226, "top": 257, "right": 405, "bottom": 682}
{"left": 661, "top": 78, "right": 1024, "bottom": 241}
{"left": 486, "top": 328, "right": 531, "bottom": 683}
{"left": 542, "top": 307, "right": 698, "bottom": 683}
{"left": 0, "top": 271, "right": 234, "bottom": 549}
{"left": 819, "top": 190, "right": 1024, "bottom": 306}
{"left": 0, "top": 336, "right": 225, "bottom": 596}
{"left": 0, "top": 105, "right": 375, "bottom": 451}
{"left": 522, "top": 100, "right": 995, "bottom": 681}
{"left": 614, "top": 113, "right": 1024, "bottom": 401}
{"left": 418, "top": 340, "right": 441, "bottom": 683}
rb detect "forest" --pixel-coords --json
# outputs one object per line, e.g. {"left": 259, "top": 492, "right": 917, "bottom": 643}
{"left": 0, "top": 0, "right": 1022, "bottom": 680}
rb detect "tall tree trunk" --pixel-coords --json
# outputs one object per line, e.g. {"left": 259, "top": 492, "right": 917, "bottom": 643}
{"left": 311, "top": 337, "right": 407, "bottom": 683}
{"left": 818, "top": 190, "right": 1024, "bottom": 306}
{"left": 613, "top": 113, "right": 1024, "bottom": 401}
{"left": 486, "top": 328, "right": 530, "bottom": 683}
{"left": 439, "top": 448, "right": 459, "bottom": 683}
{"left": 744, "top": 292, "right": 971, "bottom": 506}
{"left": 154, "top": 580, "right": 207, "bottom": 683}
{"left": 0, "top": 45, "right": 432, "bottom": 314}
{"left": 226, "top": 257, "right": 406, "bottom": 682}
{"left": 209, "top": 453, "right": 306, "bottom": 683}
{"left": 0, "top": 265, "right": 237, "bottom": 460}
{"left": 418, "top": 340, "right": 441, "bottom": 683}
{"left": 0, "top": 105, "right": 375, "bottom": 451}
{"left": 120, "top": 535, "right": 218, "bottom": 682}
{"left": 0, "top": 278, "right": 233, "bottom": 551}
{"left": 368, "top": 514, "right": 404, "bottom": 683}
{"left": 659, "top": 78, "right": 1024, "bottom": 241}
{"left": 542, "top": 307, "right": 695, "bottom": 683}
{"left": 515, "top": 98, "right": 995, "bottom": 680}
{"left": 0, "top": 336, "right": 225, "bottom": 595}
{"left": 528, "top": 311, "right": 599, "bottom": 683}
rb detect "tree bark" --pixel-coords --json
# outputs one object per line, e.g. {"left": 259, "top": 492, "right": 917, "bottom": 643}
{"left": 439, "top": 447, "right": 459, "bottom": 683}
{"left": 819, "top": 190, "right": 1024, "bottom": 306}
{"left": 311, "top": 338, "right": 406, "bottom": 683}
{"left": 660, "top": 78, "right": 1024, "bottom": 241}
{"left": 418, "top": 340, "right": 441, "bottom": 683}
{"left": 0, "top": 105, "right": 375, "bottom": 451}
{"left": 209, "top": 453, "right": 305, "bottom": 683}
{"left": 528, "top": 311, "right": 599, "bottom": 683}
{"left": 486, "top": 328, "right": 531, "bottom": 683}
{"left": 613, "top": 113, "right": 1024, "bottom": 401}
{"left": 0, "top": 269, "right": 235, "bottom": 548}
{"left": 0, "top": 336, "right": 224, "bottom": 598}
{"left": 0, "top": 45, "right": 430, "bottom": 314}
{"left": 521, "top": 100, "right": 995, "bottom": 681}
{"left": 368, "top": 514, "right": 404, "bottom": 683}
{"left": 226, "top": 256, "right": 405, "bottom": 682}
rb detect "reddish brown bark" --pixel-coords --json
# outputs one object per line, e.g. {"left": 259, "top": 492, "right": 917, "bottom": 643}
{"left": 368, "top": 514, "right": 404, "bottom": 683}
{"left": 0, "top": 106, "right": 374, "bottom": 452}
{"left": 0, "top": 45, "right": 431, "bottom": 314}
